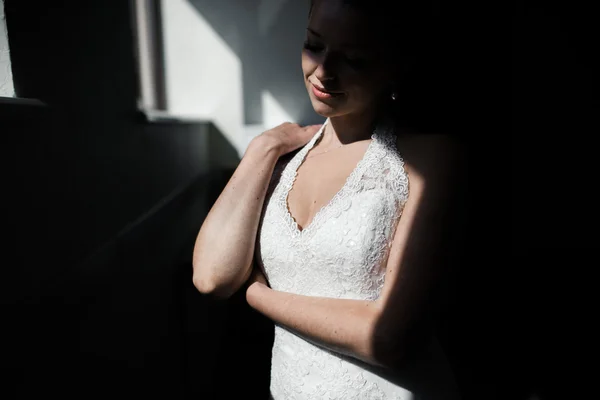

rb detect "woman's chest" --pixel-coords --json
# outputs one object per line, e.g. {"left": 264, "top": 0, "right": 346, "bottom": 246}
{"left": 257, "top": 189, "right": 401, "bottom": 297}
{"left": 286, "top": 144, "right": 370, "bottom": 231}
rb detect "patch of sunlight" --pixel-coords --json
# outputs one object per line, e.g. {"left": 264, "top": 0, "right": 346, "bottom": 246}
{"left": 161, "top": 0, "right": 244, "bottom": 154}
{"left": 0, "top": 0, "right": 15, "bottom": 97}
{"left": 243, "top": 90, "right": 296, "bottom": 148}
{"left": 262, "top": 89, "right": 295, "bottom": 127}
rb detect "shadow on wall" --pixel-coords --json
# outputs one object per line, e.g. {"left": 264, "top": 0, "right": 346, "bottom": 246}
{"left": 1, "top": 0, "right": 262, "bottom": 396}
{"left": 186, "top": 0, "right": 321, "bottom": 126}
{"left": 207, "top": 122, "right": 244, "bottom": 170}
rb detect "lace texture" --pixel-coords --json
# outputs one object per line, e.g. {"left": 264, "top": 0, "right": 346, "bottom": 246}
{"left": 256, "top": 119, "right": 420, "bottom": 399}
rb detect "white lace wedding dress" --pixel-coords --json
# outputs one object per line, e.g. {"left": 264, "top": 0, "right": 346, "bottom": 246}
{"left": 256, "top": 119, "right": 460, "bottom": 400}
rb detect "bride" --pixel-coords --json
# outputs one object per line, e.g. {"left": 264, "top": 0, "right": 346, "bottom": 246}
{"left": 192, "top": 0, "right": 464, "bottom": 398}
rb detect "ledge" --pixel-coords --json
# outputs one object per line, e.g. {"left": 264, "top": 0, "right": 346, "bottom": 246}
{"left": 0, "top": 97, "right": 46, "bottom": 107}
{"left": 138, "top": 108, "right": 210, "bottom": 124}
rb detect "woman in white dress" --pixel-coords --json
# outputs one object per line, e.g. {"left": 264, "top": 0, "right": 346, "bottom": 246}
{"left": 192, "top": 1, "right": 465, "bottom": 398}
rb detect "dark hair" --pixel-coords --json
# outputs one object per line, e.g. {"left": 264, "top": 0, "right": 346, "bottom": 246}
{"left": 308, "top": 0, "right": 442, "bottom": 60}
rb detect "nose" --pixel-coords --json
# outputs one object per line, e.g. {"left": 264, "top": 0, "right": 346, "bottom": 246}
{"left": 314, "top": 50, "right": 337, "bottom": 82}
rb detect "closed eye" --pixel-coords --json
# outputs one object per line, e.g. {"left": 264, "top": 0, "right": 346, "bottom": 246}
{"left": 344, "top": 54, "right": 369, "bottom": 69}
{"left": 303, "top": 40, "right": 325, "bottom": 53}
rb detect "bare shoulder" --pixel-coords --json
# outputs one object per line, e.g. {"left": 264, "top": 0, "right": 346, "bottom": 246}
{"left": 396, "top": 132, "right": 462, "bottom": 165}
{"left": 396, "top": 132, "right": 465, "bottom": 185}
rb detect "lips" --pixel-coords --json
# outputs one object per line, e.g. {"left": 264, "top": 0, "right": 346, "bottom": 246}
{"left": 310, "top": 82, "right": 343, "bottom": 99}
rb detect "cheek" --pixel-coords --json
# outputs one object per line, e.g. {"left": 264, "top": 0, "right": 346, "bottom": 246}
{"left": 301, "top": 51, "right": 316, "bottom": 78}
{"left": 345, "top": 73, "right": 388, "bottom": 104}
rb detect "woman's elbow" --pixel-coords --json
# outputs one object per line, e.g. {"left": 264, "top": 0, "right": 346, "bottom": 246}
{"left": 367, "top": 328, "right": 407, "bottom": 369}
{"left": 192, "top": 266, "right": 242, "bottom": 300}
{"left": 370, "top": 328, "right": 434, "bottom": 370}
{"left": 192, "top": 273, "right": 216, "bottom": 294}
{"left": 370, "top": 344, "right": 405, "bottom": 370}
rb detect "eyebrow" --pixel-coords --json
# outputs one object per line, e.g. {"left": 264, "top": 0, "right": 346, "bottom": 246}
{"left": 306, "top": 28, "right": 364, "bottom": 50}
{"left": 307, "top": 28, "right": 322, "bottom": 37}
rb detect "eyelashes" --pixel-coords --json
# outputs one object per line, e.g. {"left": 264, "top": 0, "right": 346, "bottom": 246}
{"left": 303, "top": 40, "right": 324, "bottom": 53}
{"left": 303, "top": 41, "right": 369, "bottom": 70}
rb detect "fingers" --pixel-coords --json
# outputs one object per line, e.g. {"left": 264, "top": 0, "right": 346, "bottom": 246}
{"left": 276, "top": 121, "right": 321, "bottom": 130}
{"left": 303, "top": 124, "right": 322, "bottom": 136}
{"left": 278, "top": 121, "right": 299, "bottom": 128}
{"left": 303, "top": 123, "right": 322, "bottom": 131}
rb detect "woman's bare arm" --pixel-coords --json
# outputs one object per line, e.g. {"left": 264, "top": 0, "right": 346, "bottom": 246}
{"left": 192, "top": 123, "right": 322, "bottom": 299}
{"left": 245, "top": 133, "right": 464, "bottom": 367}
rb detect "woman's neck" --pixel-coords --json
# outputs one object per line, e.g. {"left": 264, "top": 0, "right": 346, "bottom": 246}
{"left": 324, "top": 107, "right": 379, "bottom": 146}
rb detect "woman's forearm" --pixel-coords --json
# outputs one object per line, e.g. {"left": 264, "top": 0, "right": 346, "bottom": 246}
{"left": 246, "top": 282, "right": 386, "bottom": 366}
{"left": 192, "top": 138, "right": 280, "bottom": 298}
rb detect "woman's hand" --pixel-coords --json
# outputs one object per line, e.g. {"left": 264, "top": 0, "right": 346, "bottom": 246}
{"left": 250, "top": 122, "right": 322, "bottom": 157}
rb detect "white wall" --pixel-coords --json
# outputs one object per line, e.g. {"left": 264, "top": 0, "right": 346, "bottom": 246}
{"left": 159, "top": 0, "right": 319, "bottom": 155}
{"left": 0, "top": 0, "right": 15, "bottom": 97}
{"left": 161, "top": 0, "right": 245, "bottom": 155}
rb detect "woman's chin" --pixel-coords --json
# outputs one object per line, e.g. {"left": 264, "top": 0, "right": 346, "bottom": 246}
{"left": 311, "top": 100, "right": 343, "bottom": 118}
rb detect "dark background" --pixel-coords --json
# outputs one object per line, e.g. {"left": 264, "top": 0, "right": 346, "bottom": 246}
{"left": 0, "top": 0, "right": 593, "bottom": 399}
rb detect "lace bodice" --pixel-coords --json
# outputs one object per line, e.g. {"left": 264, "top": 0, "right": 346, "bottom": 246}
{"left": 256, "top": 119, "right": 459, "bottom": 400}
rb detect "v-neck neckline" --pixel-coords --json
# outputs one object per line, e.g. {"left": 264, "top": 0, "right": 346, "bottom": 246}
{"left": 282, "top": 119, "right": 378, "bottom": 237}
